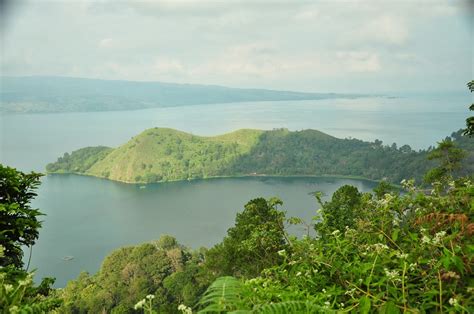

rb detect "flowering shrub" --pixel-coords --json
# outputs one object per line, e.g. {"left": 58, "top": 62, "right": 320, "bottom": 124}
{"left": 134, "top": 294, "right": 157, "bottom": 313}
{"left": 242, "top": 179, "right": 473, "bottom": 313}
{"left": 0, "top": 246, "right": 61, "bottom": 313}
{"left": 131, "top": 179, "right": 472, "bottom": 313}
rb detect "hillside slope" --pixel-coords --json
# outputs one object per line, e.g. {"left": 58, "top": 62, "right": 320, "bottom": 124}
{"left": 46, "top": 128, "right": 473, "bottom": 184}
{"left": 86, "top": 128, "right": 262, "bottom": 183}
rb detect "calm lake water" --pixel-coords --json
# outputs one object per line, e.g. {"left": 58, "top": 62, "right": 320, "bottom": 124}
{"left": 30, "top": 175, "right": 375, "bottom": 287}
{"left": 0, "top": 93, "right": 470, "bottom": 286}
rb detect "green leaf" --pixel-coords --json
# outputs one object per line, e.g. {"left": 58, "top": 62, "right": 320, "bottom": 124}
{"left": 379, "top": 301, "right": 400, "bottom": 314}
{"left": 391, "top": 229, "right": 399, "bottom": 242}
{"left": 359, "top": 296, "right": 371, "bottom": 314}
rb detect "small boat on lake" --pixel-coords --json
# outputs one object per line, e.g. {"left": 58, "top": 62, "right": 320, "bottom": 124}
{"left": 62, "top": 256, "right": 74, "bottom": 261}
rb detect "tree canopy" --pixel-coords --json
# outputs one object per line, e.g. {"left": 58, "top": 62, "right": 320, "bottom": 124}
{"left": 0, "top": 165, "right": 43, "bottom": 268}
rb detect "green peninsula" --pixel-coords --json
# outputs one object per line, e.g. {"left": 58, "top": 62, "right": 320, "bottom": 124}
{"left": 46, "top": 128, "right": 473, "bottom": 184}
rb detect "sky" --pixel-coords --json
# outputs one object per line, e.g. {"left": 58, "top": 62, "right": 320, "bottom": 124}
{"left": 0, "top": 0, "right": 472, "bottom": 93}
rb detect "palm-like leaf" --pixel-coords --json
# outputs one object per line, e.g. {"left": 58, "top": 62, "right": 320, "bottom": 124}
{"left": 253, "top": 301, "right": 332, "bottom": 314}
{"left": 198, "top": 276, "right": 249, "bottom": 313}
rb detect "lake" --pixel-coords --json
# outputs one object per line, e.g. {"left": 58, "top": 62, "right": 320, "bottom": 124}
{"left": 30, "top": 175, "right": 376, "bottom": 287}
{"left": 0, "top": 92, "right": 470, "bottom": 286}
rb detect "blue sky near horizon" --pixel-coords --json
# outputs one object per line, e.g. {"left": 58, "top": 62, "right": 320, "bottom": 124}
{"left": 0, "top": 0, "right": 472, "bottom": 94}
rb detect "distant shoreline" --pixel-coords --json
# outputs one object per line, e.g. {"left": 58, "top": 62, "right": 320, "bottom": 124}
{"left": 47, "top": 171, "right": 386, "bottom": 186}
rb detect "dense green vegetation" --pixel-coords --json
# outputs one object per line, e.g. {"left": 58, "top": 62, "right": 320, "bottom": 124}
{"left": 0, "top": 76, "right": 359, "bottom": 113}
{"left": 59, "top": 236, "right": 210, "bottom": 313}
{"left": 195, "top": 178, "right": 473, "bottom": 313}
{"left": 462, "top": 80, "right": 473, "bottom": 137}
{"left": 57, "top": 176, "right": 473, "bottom": 313}
{"left": 47, "top": 127, "right": 473, "bottom": 184}
{"left": 0, "top": 165, "right": 43, "bottom": 268}
{"left": 0, "top": 165, "right": 60, "bottom": 312}
{"left": 45, "top": 146, "right": 112, "bottom": 174}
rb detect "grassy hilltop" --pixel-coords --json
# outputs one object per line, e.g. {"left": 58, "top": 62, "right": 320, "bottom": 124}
{"left": 46, "top": 128, "right": 473, "bottom": 184}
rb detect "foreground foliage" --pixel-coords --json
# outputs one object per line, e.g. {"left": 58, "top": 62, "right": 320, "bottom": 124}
{"left": 61, "top": 177, "right": 473, "bottom": 313}
{"left": 0, "top": 165, "right": 60, "bottom": 313}
{"left": 195, "top": 179, "right": 474, "bottom": 313}
{"left": 462, "top": 80, "right": 473, "bottom": 137}
{"left": 0, "top": 248, "right": 60, "bottom": 313}
{"left": 0, "top": 165, "right": 43, "bottom": 268}
{"left": 204, "top": 197, "right": 288, "bottom": 278}
{"left": 59, "top": 235, "right": 210, "bottom": 313}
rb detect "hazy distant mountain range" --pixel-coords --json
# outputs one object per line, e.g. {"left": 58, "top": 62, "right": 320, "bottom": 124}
{"left": 0, "top": 76, "right": 364, "bottom": 113}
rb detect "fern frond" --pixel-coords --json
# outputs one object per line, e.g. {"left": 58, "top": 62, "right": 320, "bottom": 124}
{"left": 253, "top": 301, "right": 332, "bottom": 314}
{"left": 198, "top": 276, "right": 249, "bottom": 313}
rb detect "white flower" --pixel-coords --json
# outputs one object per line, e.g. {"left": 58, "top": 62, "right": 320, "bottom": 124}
{"left": 277, "top": 249, "right": 286, "bottom": 256}
{"left": 384, "top": 268, "right": 400, "bottom": 281}
{"left": 344, "top": 227, "right": 356, "bottom": 237}
{"left": 340, "top": 303, "right": 345, "bottom": 307}
{"left": 17, "top": 273, "right": 33, "bottom": 287}
{"left": 178, "top": 304, "right": 193, "bottom": 314}
{"left": 396, "top": 251, "right": 408, "bottom": 259}
{"left": 322, "top": 288, "right": 326, "bottom": 293}
{"left": 4, "top": 284, "right": 13, "bottom": 293}
{"left": 146, "top": 294, "right": 155, "bottom": 300}
{"left": 369, "top": 243, "right": 389, "bottom": 254}
{"left": 401, "top": 179, "right": 415, "bottom": 191}
{"left": 449, "top": 298, "right": 459, "bottom": 307}
{"left": 421, "top": 235, "right": 431, "bottom": 245}
{"left": 433, "top": 231, "right": 446, "bottom": 245}
{"left": 18, "top": 279, "right": 30, "bottom": 286}
{"left": 392, "top": 217, "right": 400, "bottom": 226}
{"left": 331, "top": 230, "right": 340, "bottom": 236}
{"left": 345, "top": 288, "right": 356, "bottom": 297}
{"left": 134, "top": 299, "right": 146, "bottom": 310}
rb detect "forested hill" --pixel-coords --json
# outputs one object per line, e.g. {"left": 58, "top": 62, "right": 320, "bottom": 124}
{"left": 0, "top": 76, "right": 361, "bottom": 113}
{"left": 46, "top": 128, "right": 473, "bottom": 184}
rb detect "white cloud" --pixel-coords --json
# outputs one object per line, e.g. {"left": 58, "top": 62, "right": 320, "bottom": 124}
{"left": 294, "top": 8, "right": 320, "bottom": 21}
{"left": 1, "top": 0, "right": 471, "bottom": 92}
{"left": 191, "top": 43, "right": 270, "bottom": 77}
{"left": 99, "top": 38, "right": 115, "bottom": 49}
{"left": 360, "top": 16, "right": 409, "bottom": 45}
{"left": 153, "top": 57, "right": 185, "bottom": 75}
{"left": 336, "top": 51, "right": 381, "bottom": 73}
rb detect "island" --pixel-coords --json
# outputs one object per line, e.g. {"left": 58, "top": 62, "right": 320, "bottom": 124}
{"left": 46, "top": 128, "right": 473, "bottom": 184}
